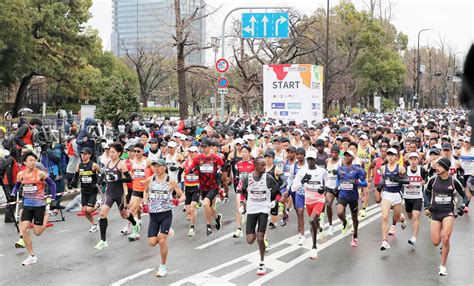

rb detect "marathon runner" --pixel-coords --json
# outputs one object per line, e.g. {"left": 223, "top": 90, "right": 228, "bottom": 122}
{"left": 11, "top": 151, "right": 57, "bottom": 265}
{"left": 95, "top": 143, "right": 136, "bottom": 250}
{"left": 233, "top": 144, "right": 254, "bottom": 238}
{"left": 182, "top": 145, "right": 200, "bottom": 237}
{"left": 325, "top": 145, "right": 342, "bottom": 236}
{"left": 239, "top": 157, "right": 279, "bottom": 275}
{"left": 143, "top": 158, "right": 184, "bottom": 278}
{"left": 291, "top": 150, "right": 329, "bottom": 259}
{"left": 68, "top": 147, "right": 102, "bottom": 232}
{"left": 424, "top": 157, "right": 466, "bottom": 276}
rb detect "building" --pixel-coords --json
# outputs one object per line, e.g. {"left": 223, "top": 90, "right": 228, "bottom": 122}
{"left": 111, "top": 0, "right": 206, "bottom": 65}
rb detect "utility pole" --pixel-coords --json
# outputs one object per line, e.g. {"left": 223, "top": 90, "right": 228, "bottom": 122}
{"left": 324, "top": 0, "right": 330, "bottom": 116}
{"left": 416, "top": 28, "right": 432, "bottom": 109}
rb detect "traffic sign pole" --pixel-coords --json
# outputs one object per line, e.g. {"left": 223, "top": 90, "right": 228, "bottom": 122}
{"left": 219, "top": 6, "right": 291, "bottom": 119}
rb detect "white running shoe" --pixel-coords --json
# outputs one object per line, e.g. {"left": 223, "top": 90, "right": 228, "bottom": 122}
{"left": 328, "top": 225, "right": 334, "bottom": 236}
{"left": 156, "top": 264, "right": 167, "bottom": 277}
{"left": 256, "top": 263, "right": 266, "bottom": 275}
{"left": 380, "top": 240, "right": 391, "bottom": 251}
{"left": 310, "top": 248, "right": 319, "bottom": 259}
{"left": 438, "top": 265, "right": 448, "bottom": 276}
{"left": 400, "top": 214, "right": 406, "bottom": 230}
{"left": 121, "top": 223, "right": 131, "bottom": 235}
{"left": 89, "top": 224, "right": 99, "bottom": 233}
{"left": 298, "top": 235, "right": 305, "bottom": 246}
{"left": 22, "top": 255, "right": 38, "bottom": 266}
{"left": 388, "top": 225, "right": 396, "bottom": 236}
{"left": 233, "top": 228, "right": 243, "bottom": 238}
{"left": 188, "top": 227, "right": 195, "bottom": 237}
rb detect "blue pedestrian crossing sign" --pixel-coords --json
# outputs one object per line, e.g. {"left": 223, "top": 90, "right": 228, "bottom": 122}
{"left": 242, "top": 12, "right": 289, "bottom": 39}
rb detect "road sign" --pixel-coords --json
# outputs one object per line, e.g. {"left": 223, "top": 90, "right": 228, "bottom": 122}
{"left": 242, "top": 12, "right": 289, "bottom": 39}
{"left": 218, "top": 88, "right": 228, "bottom": 94}
{"left": 215, "top": 58, "right": 229, "bottom": 73}
{"left": 217, "top": 77, "right": 229, "bottom": 88}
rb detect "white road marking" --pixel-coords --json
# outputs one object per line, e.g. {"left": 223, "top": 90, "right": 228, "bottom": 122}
{"left": 195, "top": 203, "right": 378, "bottom": 250}
{"left": 110, "top": 268, "right": 155, "bottom": 286}
{"left": 171, "top": 204, "right": 381, "bottom": 286}
{"left": 57, "top": 229, "right": 71, "bottom": 234}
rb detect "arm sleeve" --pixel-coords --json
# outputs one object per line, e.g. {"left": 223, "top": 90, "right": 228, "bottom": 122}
{"left": 453, "top": 178, "right": 466, "bottom": 200}
{"left": 424, "top": 177, "right": 435, "bottom": 208}
{"left": 13, "top": 126, "right": 29, "bottom": 147}
{"left": 278, "top": 175, "right": 288, "bottom": 191}
{"left": 11, "top": 181, "right": 21, "bottom": 197}
{"left": 286, "top": 164, "right": 295, "bottom": 191}
{"left": 291, "top": 169, "right": 303, "bottom": 193}
{"left": 266, "top": 175, "right": 280, "bottom": 195}
{"left": 357, "top": 167, "right": 368, "bottom": 188}
{"left": 45, "top": 177, "right": 57, "bottom": 199}
{"left": 118, "top": 171, "right": 132, "bottom": 183}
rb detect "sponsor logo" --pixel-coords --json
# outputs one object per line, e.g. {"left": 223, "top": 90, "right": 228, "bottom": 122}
{"left": 271, "top": 102, "right": 285, "bottom": 109}
{"left": 280, "top": 111, "right": 289, "bottom": 116}
{"left": 287, "top": 103, "right": 301, "bottom": 109}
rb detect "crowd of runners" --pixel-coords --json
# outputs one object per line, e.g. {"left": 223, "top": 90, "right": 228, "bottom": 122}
{"left": 0, "top": 109, "right": 472, "bottom": 278}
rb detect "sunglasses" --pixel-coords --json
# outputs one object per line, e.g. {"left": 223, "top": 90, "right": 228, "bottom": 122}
{"left": 133, "top": 150, "right": 142, "bottom": 153}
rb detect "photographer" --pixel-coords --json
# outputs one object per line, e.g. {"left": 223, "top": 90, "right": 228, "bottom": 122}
{"left": 76, "top": 117, "right": 97, "bottom": 160}
{"left": 13, "top": 118, "right": 42, "bottom": 162}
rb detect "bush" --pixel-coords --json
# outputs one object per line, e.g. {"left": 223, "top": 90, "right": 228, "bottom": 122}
{"left": 381, "top": 97, "right": 398, "bottom": 112}
{"left": 141, "top": 107, "right": 179, "bottom": 116}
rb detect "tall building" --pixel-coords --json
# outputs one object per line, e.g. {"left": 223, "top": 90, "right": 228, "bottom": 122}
{"left": 111, "top": 0, "right": 206, "bottom": 65}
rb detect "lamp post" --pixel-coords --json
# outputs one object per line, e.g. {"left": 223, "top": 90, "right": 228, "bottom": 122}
{"left": 211, "top": 37, "right": 220, "bottom": 114}
{"left": 452, "top": 51, "right": 464, "bottom": 107}
{"left": 324, "top": 0, "right": 329, "bottom": 116}
{"left": 416, "top": 28, "right": 432, "bottom": 109}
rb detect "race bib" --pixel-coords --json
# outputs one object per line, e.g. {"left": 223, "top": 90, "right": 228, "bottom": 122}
{"left": 81, "top": 176, "right": 92, "bottom": 184}
{"left": 23, "top": 184, "right": 38, "bottom": 194}
{"left": 200, "top": 164, "right": 214, "bottom": 173}
{"left": 133, "top": 170, "right": 145, "bottom": 178}
{"left": 249, "top": 190, "right": 266, "bottom": 202}
{"left": 149, "top": 191, "right": 168, "bottom": 200}
{"left": 434, "top": 194, "right": 451, "bottom": 204}
{"left": 186, "top": 174, "right": 199, "bottom": 181}
{"left": 340, "top": 182, "right": 353, "bottom": 190}
{"left": 305, "top": 181, "right": 322, "bottom": 191}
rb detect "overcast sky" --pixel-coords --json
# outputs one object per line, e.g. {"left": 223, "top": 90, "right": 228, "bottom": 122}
{"left": 88, "top": 0, "right": 473, "bottom": 65}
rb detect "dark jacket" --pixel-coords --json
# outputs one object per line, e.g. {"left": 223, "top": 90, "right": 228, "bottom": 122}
{"left": 76, "top": 118, "right": 96, "bottom": 154}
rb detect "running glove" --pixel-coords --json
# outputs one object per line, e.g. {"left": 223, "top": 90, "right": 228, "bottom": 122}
{"left": 171, "top": 199, "right": 180, "bottom": 206}
{"left": 301, "top": 174, "right": 311, "bottom": 185}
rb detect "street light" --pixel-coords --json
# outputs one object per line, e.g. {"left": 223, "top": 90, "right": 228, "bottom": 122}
{"left": 416, "top": 28, "right": 432, "bottom": 109}
{"left": 452, "top": 51, "right": 464, "bottom": 107}
{"left": 210, "top": 37, "right": 220, "bottom": 114}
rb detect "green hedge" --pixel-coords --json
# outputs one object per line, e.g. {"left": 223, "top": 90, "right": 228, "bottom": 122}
{"left": 141, "top": 107, "right": 179, "bottom": 114}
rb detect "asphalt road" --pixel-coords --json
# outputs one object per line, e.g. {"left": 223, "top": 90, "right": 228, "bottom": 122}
{"left": 1, "top": 191, "right": 473, "bottom": 286}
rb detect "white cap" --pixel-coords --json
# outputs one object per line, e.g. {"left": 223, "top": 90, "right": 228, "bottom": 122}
{"left": 408, "top": 152, "right": 420, "bottom": 159}
{"left": 167, "top": 141, "right": 178, "bottom": 148}
{"left": 387, "top": 148, "right": 398, "bottom": 155}
{"left": 455, "top": 127, "right": 461, "bottom": 132}
{"left": 306, "top": 150, "right": 317, "bottom": 159}
{"left": 189, "top": 146, "right": 199, "bottom": 152}
{"left": 173, "top": 132, "right": 181, "bottom": 138}
{"left": 247, "top": 134, "right": 256, "bottom": 141}
{"left": 343, "top": 150, "right": 355, "bottom": 157}
{"left": 360, "top": 134, "right": 368, "bottom": 140}
{"left": 274, "top": 131, "right": 282, "bottom": 137}
{"left": 264, "top": 126, "right": 271, "bottom": 131}
{"left": 234, "top": 138, "right": 245, "bottom": 145}
{"left": 293, "top": 129, "right": 303, "bottom": 135}
{"left": 407, "top": 131, "right": 415, "bottom": 138}
{"left": 413, "top": 122, "right": 419, "bottom": 127}
{"left": 180, "top": 134, "right": 187, "bottom": 141}
{"left": 467, "top": 126, "right": 472, "bottom": 132}
{"left": 101, "top": 142, "right": 110, "bottom": 149}
{"left": 408, "top": 127, "right": 415, "bottom": 131}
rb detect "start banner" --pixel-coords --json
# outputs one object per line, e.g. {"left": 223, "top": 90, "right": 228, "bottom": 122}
{"left": 263, "top": 64, "right": 324, "bottom": 123}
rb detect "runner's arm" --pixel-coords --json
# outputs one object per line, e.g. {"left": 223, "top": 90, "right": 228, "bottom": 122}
{"left": 424, "top": 177, "right": 435, "bottom": 209}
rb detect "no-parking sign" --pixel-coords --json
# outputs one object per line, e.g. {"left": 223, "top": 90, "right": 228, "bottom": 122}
{"left": 217, "top": 77, "right": 229, "bottom": 88}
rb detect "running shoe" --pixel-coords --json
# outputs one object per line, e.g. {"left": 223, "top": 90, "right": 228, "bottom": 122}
{"left": 278, "top": 202, "right": 285, "bottom": 215}
{"left": 241, "top": 213, "right": 247, "bottom": 224}
{"left": 22, "top": 255, "right": 38, "bottom": 266}
{"left": 238, "top": 203, "right": 246, "bottom": 215}
{"left": 310, "top": 248, "right": 319, "bottom": 259}
{"left": 128, "top": 228, "right": 140, "bottom": 241}
{"left": 298, "top": 235, "right": 305, "bottom": 246}
{"left": 188, "top": 227, "right": 195, "bottom": 237}
{"left": 15, "top": 238, "right": 26, "bottom": 248}
{"left": 319, "top": 212, "right": 326, "bottom": 225}
{"left": 224, "top": 196, "right": 229, "bottom": 204}
{"left": 359, "top": 208, "right": 367, "bottom": 219}
{"left": 438, "top": 265, "right": 448, "bottom": 276}
{"left": 264, "top": 238, "right": 269, "bottom": 251}
{"left": 388, "top": 225, "right": 396, "bottom": 236}
{"left": 380, "top": 240, "right": 390, "bottom": 251}
{"left": 215, "top": 214, "right": 222, "bottom": 230}
{"left": 280, "top": 213, "right": 289, "bottom": 227}
{"left": 408, "top": 237, "right": 416, "bottom": 246}
{"left": 196, "top": 201, "right": 202, "bottom": 209}
{"left": 341, "top": 222, "right": 349, "bottom": 235}
{"left": 95, "top": 240, "right": 108, "bottom": 250}
{"left": 156, "top": 264, "right": 167, "bottom": 277}
{"left": 464, "top": 206, "right": 469, "bottom": 213}
{"left": 257, "top": 263, "right": 266, "bottom": 275}
{"left": 328, "top": 225, "right": 334, "bottom": 236}
{"left": 400, "top": 214, "right": 406, "bottom": 230}
{"left": 351, "top": 236, "right": 358, "bottom": 247}
{"left": 268, "top": 222, "right": 277, "bottom": 229}
{"left": 206, "top": 226, "right": 212, "bottom": 236}
{"left": 121, "top": 223, "right": 131, "bottom": 235}
{"left": 233, "top": 228, "right": 243, "bottom": 238}
{"left": 89, "top": 224, "right": 99, "bottom": 233}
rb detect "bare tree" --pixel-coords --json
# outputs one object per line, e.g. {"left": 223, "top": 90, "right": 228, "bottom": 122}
{"left": 123, "top": 45, "right": 171, "bottom": 107}
{"left": 173, "top": 0, "right": 217, "bottom": 119}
